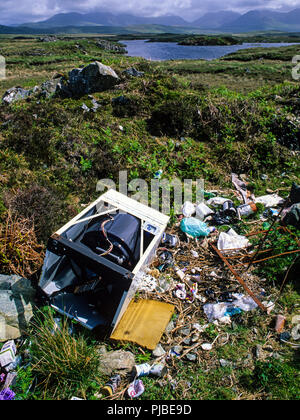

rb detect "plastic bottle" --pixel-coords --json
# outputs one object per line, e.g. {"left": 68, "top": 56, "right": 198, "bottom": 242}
{"left": 237, "top": 203, "right": 257, "bottom": 217}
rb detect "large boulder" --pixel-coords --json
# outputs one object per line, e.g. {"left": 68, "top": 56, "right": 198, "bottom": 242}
{"left": 0, "top": 275, "right": 36, "bottom": 342}
{"left": 58, "top": 61, "right": 119, "bottom": 98}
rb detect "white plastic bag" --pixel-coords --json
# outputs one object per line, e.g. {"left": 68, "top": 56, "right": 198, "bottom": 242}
{"left": 182, "top": 201, "right": 196, "bottom": 217}
{"left": 217, "top": 229, "right": 251, "bottom": 251}
{"left": 255, "top": 194, "right": 284, "bottom": 208}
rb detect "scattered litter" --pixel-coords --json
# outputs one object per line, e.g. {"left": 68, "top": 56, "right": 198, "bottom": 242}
{"left": 217, "top": 229, "right": 251, "bottom": 251}
{"left": 0, "top": 341, "right": 16, "bottom": 369}
{"left": 207, "top": 197, "right": 229, "bottom": 207}
{"left": 223, "top": 200, "right": 237, "bottom": 217}
{"left": 154, "top": 170, "right": 163, "bottom": 179}
{"left": 161, "top": 233, "right": 178, "bottom": 247}
{"left": 0, "top": 388, "right": 15, "bottom": 401}
{"left": 255, "top": 194, "right": 285, "bottom": 208}
{"left": 132, "top": 363, "right": 167, "bottom": 379}
{"left": 169, "top": 346, "right": 182, "bottom": 358}
{"left": 195, "top": 203, "right": 214, "bottom": 220}
{"left": 275, "top": 315, "right": 286, "bottom": 333}
{"left": 182, "top": 201, "right": 195, "bottom": 217}
{"left": 180, "top": 217, "right": 211, "bottom": 238}
{"left": 173, "top": 283, "right": 187, "bottom": 300}
{"left": 290, "top": 182, "right": 300, "bottom": 205}
{"left": 237, "top": 203, "right": 257, "bottom": 218}
{"left": 139, "top": 274, "right": 158, "bottom": 292}
{"left": 102, "top": 374, "right": 121, "bottom": 397}
{"left": 191, "top": 250, "right": 199, "bottom": 258}
{"left": 128, "top": 380, "right": 145, "bottom": 398}
{"left": 185, "top": 353, "right": 197, "bottom": 362}
{"left": 282, "top": 203, "right": 300, "bottom": 228}
{"left": 203, "top": 293, "right": 258, "bottom": 322}
{"left": 231, "top": 173, "right": 253, "bottom": 204}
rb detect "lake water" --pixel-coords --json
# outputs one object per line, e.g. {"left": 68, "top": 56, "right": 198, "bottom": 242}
{"left": 121, "top": 40, "right": 299, "bottom": 61}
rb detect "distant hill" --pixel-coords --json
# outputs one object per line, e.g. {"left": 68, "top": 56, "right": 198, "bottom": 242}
{"left": 220, "top": 9, "right": 300, "bottom": 32}
{"left": 193, "top": 11, "right": 241, "bottom": 29}
{"left": 20, "top": 12, "right": 188, "bottom": 28}
{"left": 2, "top": 8, "right": 300, "bottom": 34}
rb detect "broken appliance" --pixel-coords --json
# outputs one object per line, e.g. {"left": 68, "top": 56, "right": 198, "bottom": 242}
{"left": 39, "top": 189, "right": 169, "bottom": 336}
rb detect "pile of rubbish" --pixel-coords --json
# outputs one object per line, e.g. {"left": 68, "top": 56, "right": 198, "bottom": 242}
{"left": 1, "top": 175, "right": 299, "bottom": 400}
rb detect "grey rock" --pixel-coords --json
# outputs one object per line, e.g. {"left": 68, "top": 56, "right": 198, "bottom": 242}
{"left": 165, "top": 320, "right": 175, "bottom": 334}
{"left": 98, "top": 350, "right": 135, "bottom": 377}
{"left": 112, "top": 95, "right": 131, "bottom": 106}
{"left": 39, "top": 78, "right": 62, "bottom": 98}
{"left": 123, "top": 67, "right": 144, "bottom": 78}
{"left": 38, "top": 36, "right": 57, "bottom": 43}
{"left": 59, "top": 61, "right": 119, "bottom": 98}
{"left": 179, "top": 327, "right": 190, "bottom": 337}
{"left": 2, "top": 87, "right": 33, "bottom": 105}
{"left": 183, "top": 338, "right": 192, "bottom": 346}
{"left": 96, "top": 40, "right": 126, "bottom": 54}
{"left": 172, "top": 345, "right": 183, "bottom": 355}
{"left": 152, "top": 344, "right": 166, "bottom": 358}
{"left": 185, "top": 353, "right": 197, "bottom": 362}
{"left": 0, "top": 275, "right": 36, "bottom": 342}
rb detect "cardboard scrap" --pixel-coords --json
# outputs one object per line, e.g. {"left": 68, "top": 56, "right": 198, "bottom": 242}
{"left": 111, "top": 299, "right": 175, "bottom": 350}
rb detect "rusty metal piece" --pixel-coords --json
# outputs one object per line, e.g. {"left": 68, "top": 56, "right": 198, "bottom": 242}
{"left": 245, "top": 198, "right": 290, "bottom": 272}
{"left": 209, "top": 242, "right": 267, "bottom": 312}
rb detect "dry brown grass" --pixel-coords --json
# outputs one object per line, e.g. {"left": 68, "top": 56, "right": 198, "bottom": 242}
{"left": 0, "top": 210, "right": 45, "bottom": 277}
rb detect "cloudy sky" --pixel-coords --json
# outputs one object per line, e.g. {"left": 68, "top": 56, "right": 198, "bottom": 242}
{"left": 0, "top": 0, "right": 300, "bottom": 25}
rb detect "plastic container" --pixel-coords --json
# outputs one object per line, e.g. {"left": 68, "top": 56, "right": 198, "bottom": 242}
{"left": 237, "top": 203, "right": 257, "bottom": 218}
{"left": 223, "top": 200, "right": 237, "bottom": 217}
{"left": 101, "top": 374, "right": 121, "bottom": 396}
{"left": 195, "top": 203, "right": 214, "bottom": 220}
{"left": 132, "top": 363, "right": 152, "bottom": 378}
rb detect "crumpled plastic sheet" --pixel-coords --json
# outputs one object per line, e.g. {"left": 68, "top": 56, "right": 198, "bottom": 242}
{"left": 207, "top": 197, "right": 229, "bottom": 207}
{"left": 180, "top": 217, "right": 211, "bottom": 238}
{"left": 217, "top": 228, "right": 251, "bottom": 251}
{"left": 203, "top": 293, "right": 258, "bottom": 322}
{"left": 255, "top": 194, "right": 285, "bottom": 208}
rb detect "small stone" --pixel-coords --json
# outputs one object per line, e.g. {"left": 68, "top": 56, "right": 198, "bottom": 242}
{"left": 152, "top": 344, "right": 166, "bottom": 358}
{"left": 201, "top": 343, "right": 213, "bottom": 351}
{"left": 172, "top": 345, "right": 183, "bottom": 355}
{"left": 219, "top": 359, "right": 231, "bottom": 368}
{"left": 165, "top": 321, "right": 175, "bottom": 334}
{"left": 179, "top": 327, "right": 191, "bottom": 337}
{"left": 183, "top": 338, "right": 191, "bottom": 346}
{"left": 185, "top": 353, "right": 197, "bottom": 362}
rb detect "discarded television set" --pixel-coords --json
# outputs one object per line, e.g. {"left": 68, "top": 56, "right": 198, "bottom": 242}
{"left": 39, "top": 189, "right": 169, "bottom": 336}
